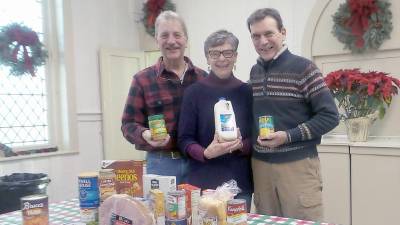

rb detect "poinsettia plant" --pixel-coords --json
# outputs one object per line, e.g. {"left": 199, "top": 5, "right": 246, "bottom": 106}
{"left": 325, "top": 69, "right": 400, "bottom": 119}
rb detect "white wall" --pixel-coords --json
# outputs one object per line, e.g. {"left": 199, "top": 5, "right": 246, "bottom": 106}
{"left": 1, "top": 0, "right": 317, "bottom": 202}
{"left": 175, "top": 0, "right": 317, "bottom": 81}
{"left": 0, "top": 0, "right": 139, "bottom": 202}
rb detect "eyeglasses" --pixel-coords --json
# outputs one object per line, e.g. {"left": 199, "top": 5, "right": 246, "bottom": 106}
{"left": 208, "top": 50, "right": 236, "bottom": 59}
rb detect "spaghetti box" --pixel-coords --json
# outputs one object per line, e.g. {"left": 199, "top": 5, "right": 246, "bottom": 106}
{"left": 101, "top": 160, "right": 144, "bottom": 197}
{"left": 143, "top": 174, "right": 176, "bottom": 199}
{"left": 177, "top": 184, "right": 201, "bottom": 225}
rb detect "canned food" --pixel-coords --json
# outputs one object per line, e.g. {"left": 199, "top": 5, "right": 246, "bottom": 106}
{"left": 259, "top": 115, "right": 274, "bottom": 139}
{"left": 148, "top": 114, "right": 168, "bottom": 141}
{"left": 166, "top": 190, "right": 186, "bottom": 220}
{"left": 80, "top": 207, "right": 98, "bottom": 224}
{"left": 166, "top": 218, "right": 188, "bottom": 225}
{"left": 21, "top": 194, "right": 49, "bottom": 225}
{"left": 78, "top": 172, "right": 100, "bottom": 208}
{"left": 227, "top": 199, "right": 247, "bottom": 225}
{"left": 99, "top": 169, "right": 116, "bottom": 203}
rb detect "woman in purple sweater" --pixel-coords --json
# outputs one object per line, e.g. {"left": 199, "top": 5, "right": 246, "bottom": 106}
{"left": 178, "top": 30, "right": 253, "bottom": 208}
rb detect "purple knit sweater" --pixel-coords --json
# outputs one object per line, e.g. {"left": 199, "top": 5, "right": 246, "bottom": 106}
{"left": 178, "top": 72, "right": 253, "bottom": 193}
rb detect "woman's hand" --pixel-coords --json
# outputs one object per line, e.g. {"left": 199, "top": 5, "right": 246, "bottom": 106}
{"left": 204, "top": 133, "right": 243, "bottom": 159}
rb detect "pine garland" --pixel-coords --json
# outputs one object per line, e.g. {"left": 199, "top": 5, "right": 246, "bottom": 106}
{"left": 142, "top": 0, "right": 176, "bottom": 37}
{"left": 332, "top": 0, "right": 393, "bottom": 53}
{"left": 0, "top": 23, "right": 48, "bottom": 76}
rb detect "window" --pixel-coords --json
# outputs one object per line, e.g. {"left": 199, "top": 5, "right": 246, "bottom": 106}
{"left": 0, "top": 0, "right": 77, "bottom": 157}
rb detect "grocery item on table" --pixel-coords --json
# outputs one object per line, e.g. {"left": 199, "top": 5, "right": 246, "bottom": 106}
{"left": 143, "top": 174, "right": 176, "bottom": 199}
{"left": 21, "top": 194, "right": 49, "bottom": 225}
{"left": 226, "top": 199, "right": 247, "bottom": 225}
{"left": 149, "top": 189, "right": 165, "bottom": 225}
{"left": 101, "top": 160, "right": 144, "bottom": 197}
{"left": 177, "top": 184, "right": 201, "bottom": 225}
{"left": 99, "top": 194, "right": 154, "bottom": 225}
{"left": 99, "top": 169, "right": 116, "bottom": 204}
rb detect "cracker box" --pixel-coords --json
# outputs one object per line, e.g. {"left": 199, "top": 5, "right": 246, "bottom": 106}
{"left": 177, "top": 184, "right": 201, "bottom": 225}
{"left": 149, "top": 189, "right": 165, "bottom": 225}
{"left": 101, "top": 160, "right": 143, "bottom": 197}
{"left": 143, "top": 174, "right": 176, "bottom": 199}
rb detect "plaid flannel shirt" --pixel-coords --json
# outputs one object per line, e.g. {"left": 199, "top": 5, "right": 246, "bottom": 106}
{"left": 121, "top": 56, "right": 207, "bottom": 152}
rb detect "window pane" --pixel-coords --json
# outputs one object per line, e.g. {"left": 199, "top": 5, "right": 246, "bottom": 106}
{"left": 0, "top": 0, "right": 49, "bottom": 149}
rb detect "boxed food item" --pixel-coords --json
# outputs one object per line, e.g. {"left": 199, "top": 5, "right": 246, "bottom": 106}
{"left": 143, "top": 174, "right": 176, "bottom": 199}
{"left": 101, "top": 160, "right": 144, "bottom": 197}
{"left": 177, "top": 184, "right": 201, "bottom": 225}
{"left": 149, "top": 189, "right": 165, "bottom": 225}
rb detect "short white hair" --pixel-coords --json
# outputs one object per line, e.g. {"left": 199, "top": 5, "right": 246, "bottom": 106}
{"left": 154, "top": 11, "right": 188, "bottom": 38}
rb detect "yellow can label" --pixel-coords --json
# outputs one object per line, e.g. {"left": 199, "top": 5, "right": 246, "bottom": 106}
{"left": 259, "top": 116, "right": 274, "bottom": 138}
{"left": 148, "top": 115, "right": 168, "bottom": 140}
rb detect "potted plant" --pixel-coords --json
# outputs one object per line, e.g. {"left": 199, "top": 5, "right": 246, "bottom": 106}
{"left": 325, "top": 68, "right": 400, "bottom": 141}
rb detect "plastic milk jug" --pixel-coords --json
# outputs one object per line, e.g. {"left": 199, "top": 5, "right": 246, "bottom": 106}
{"left": 214, "top": 98, "right": 238, "bottom": 141}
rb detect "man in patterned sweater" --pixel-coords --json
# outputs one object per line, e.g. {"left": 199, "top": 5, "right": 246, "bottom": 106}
{"left": 247, "top": 8, "right": 339, "bottom": 221}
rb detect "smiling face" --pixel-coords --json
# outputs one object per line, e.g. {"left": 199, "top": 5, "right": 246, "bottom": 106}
{"left": 250, "top": 16, "right": 286, "bottom": 61}
{"left": 207, "top": 42, "right": 237, "bottom": 79}
{"left": 155, "top": 19, "right": 187, "bottom": 62}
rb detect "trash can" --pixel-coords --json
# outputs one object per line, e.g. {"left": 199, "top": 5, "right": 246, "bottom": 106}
{"left": 0, "top": 173, "right": 51, "bottom": 214}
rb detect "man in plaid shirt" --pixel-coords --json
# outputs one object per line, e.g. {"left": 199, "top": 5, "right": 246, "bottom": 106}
{"left": 121, "top": 11, "right": 207, "bottom": 184}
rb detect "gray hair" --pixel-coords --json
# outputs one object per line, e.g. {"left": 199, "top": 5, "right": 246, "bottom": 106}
{"left": 154, "top": 11, "right": 188, "bottom": 38}
{"left": 204, "top": 30, "right": 239, "bottom": 57}
{"left": 246, "top": 8, "right": 283, "bottom": 32}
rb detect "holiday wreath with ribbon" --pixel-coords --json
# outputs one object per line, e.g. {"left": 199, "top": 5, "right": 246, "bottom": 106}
{"left": 0, "top": 23, "right": 48, "bottom": 77}
{"left": 142, "top": 0, "right": 176, "bottom": 37}
{"left": 332, "top": 0, "right": 393, "bottom": 53}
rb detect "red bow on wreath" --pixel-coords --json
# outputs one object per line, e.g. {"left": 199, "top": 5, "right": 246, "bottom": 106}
{"left": 345, "top": 0, "right": 378, "bottom": 48}
{"left": 6, "top": 26, "right": 39, "bottom": 76}
{"left": 146, "top": 0, "right": 166, "bottom": 28}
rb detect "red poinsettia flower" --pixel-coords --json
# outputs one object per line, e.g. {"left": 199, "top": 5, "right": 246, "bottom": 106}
{"left": 325, "top": 69, "right": 400, "bottom": 119}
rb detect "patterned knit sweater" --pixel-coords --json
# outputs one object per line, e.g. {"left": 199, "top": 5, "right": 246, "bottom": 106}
{"left": 249, "top": 48, "right": 339, "bottom": 163}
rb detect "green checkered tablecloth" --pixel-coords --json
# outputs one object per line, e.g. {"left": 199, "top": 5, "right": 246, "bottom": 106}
{"left": 0, "top": 198, "right": 337, "bottom": 225}
{"left": 247, "top": 214, "right": 336, "bottom": 225}
{"left": 0, "top": 199, "right": 82, "bottom": 225}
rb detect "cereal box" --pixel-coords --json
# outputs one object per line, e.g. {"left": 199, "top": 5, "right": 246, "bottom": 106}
{"left": 178, "top": 184, "right": 201, "bottom": 225}
{"left": 101, "top": 160, "right": 143, "bottom": 197}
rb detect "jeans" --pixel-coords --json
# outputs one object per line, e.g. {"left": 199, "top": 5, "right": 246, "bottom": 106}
{"left": 146, "top": 151, "right": 188, "bottom": 185}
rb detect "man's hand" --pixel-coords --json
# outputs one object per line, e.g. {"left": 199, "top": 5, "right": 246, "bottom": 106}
{"left": 204, "top": 133, "right": 243, "bottom": 159}
{"left": 142, "top": 129, "right": 170, "bottom": 147}
{"left": 257, "top": 131, "right": 288, "bottom": 148}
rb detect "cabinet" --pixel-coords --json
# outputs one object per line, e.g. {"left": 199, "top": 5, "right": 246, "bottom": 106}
{"left": 319, "top": 136, "right": 400, "bottom": 225}
{"left": 351, "top": 145, "right": 400, "bottom": 225}
{"left": 318, "top": 142, "right": 351, "bottom": 225}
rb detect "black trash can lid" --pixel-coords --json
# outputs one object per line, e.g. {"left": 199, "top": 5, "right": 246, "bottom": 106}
{"left": 0, "top": 173, "right": 50, "bottom": 187}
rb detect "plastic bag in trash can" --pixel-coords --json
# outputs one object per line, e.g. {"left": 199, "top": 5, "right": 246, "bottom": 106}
{"left": 0, "top": 173, "right": 51, "bottom": 214}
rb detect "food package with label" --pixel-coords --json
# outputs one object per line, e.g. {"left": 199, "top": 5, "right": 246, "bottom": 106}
{"left": 101, "top": 160, "right": 144, "bottom": 197}
{"left": 99, "top": 194, "right": 154, "bottom": 225}
{"left": 143, "top": 174, "right": 176, "bottom": 198}
{"left": 177, "top": 184, "right": 201, "bottom": 225}
{"left": 149, "top": 189, "right": 165, "bottom": 225}
{"left": 198, "top": 180, "right": 242, "bottom": 225}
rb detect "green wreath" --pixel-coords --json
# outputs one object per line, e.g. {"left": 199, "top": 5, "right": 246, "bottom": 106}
{"left": 332, "top": 0, "right": 393, "bottom": 53}
{"left": 142, "top": 0, "right": 176, "bottom": 37}
{"left": 0, "top": 23, "right": 48, "bottom": 76}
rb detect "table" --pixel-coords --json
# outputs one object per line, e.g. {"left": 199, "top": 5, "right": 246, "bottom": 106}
{"left": 0, "top": 199, "right": 336, "bottom": 225}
